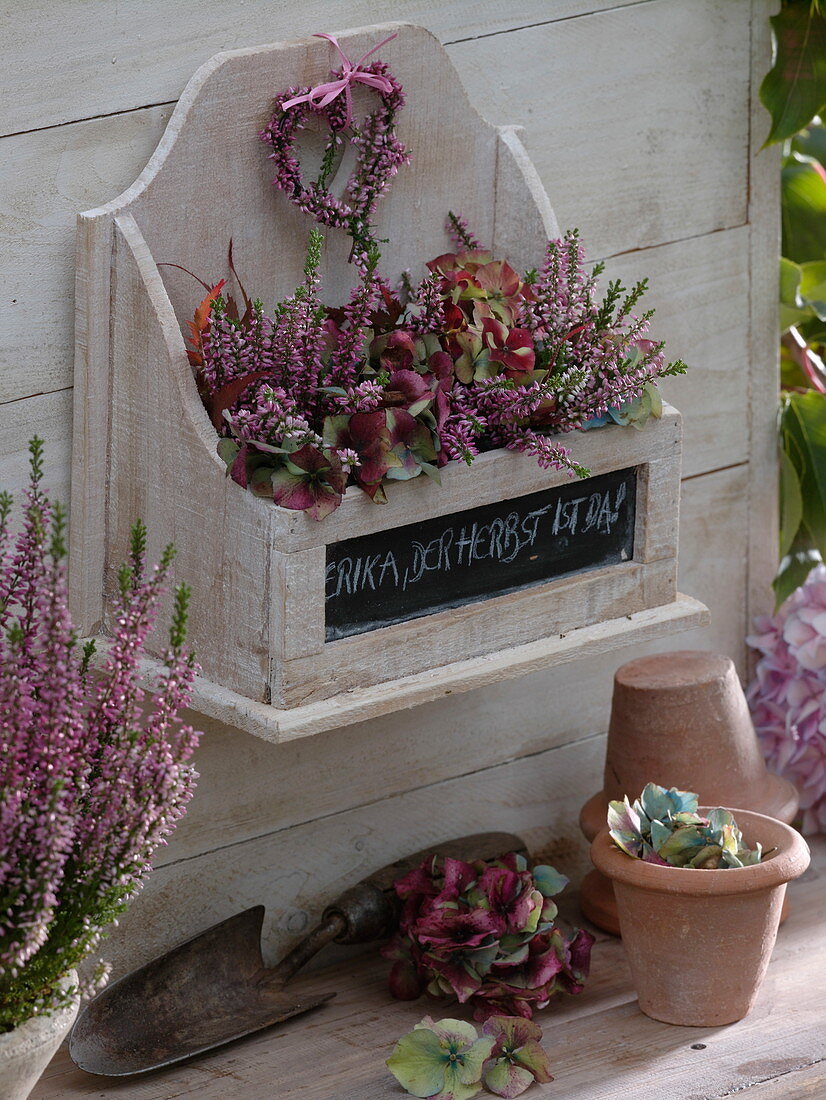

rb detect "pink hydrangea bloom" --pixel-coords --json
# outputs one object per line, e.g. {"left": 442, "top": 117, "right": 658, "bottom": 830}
{"left": 747, "top": 565, "right": 826, "bottom": 833}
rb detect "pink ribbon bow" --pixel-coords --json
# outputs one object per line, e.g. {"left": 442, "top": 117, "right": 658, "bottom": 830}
{"left": 282, "top": 32, "right": 398, "bottom": 127}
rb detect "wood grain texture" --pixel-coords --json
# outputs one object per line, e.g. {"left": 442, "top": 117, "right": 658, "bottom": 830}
{"left": 0, "top": 417, "right": 743, "bottom": 869}
{"left": 0, "top": 111, "right": 752, "bottom": 469}
{"left": 736, "top": 1061, "right": 826, "bottom": 1099}
{"left": 0, "top": 0, "right": 652, "bottom": 137}
{"left": 0, "top": 3, "right": 754, "bottom": 414}
{"left": 102, "top": 214, "right": 279, "bottom": 698}
{"left": 450, "top": 0, "right": 752, "bottom": 257}
{"left": 0, "top": 2, "right": 777, "bottom": 1030}
{"left": 747, "top": 0, "right": 782, "bottom": 642}
{"left": 267, "top": 410, "right": 682, "bottom": 706}
{"left": 180, "top": 594, "right": 706, "bottom": 740}
{"left": 37, "top": 839, "right": 826, "bottom": 1100}
{"left": 0, "top": 391, "right": 72, "bottom": 523}
{"left": 0, "top": 106, "right": 172, "bottom": 405}
{"left": 56, "top": 731, "right": 610, "bottom": 982}
{"left": 607, "top": 228, "right": 751, "bottom": 478}
{"left": 152, "top": 464, "right": 751, "bottom": 866}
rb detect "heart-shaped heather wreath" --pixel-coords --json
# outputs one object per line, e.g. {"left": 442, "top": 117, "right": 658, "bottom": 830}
{"left": 260, "top": 35, "right": 410, "bottom": 268}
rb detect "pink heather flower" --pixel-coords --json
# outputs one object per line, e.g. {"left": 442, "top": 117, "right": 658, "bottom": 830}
{"left": 747, "top": 564, "right": 826, "bottom": 833}
{"left": 0, "top": 440, "right": 201, "bottom": 1031}
{"left": 260, "top": 60, "right": 409, "bottom": 270}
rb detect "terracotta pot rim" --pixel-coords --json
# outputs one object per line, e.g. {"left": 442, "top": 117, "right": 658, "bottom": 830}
{"left": 590, "top": 807, "right": 810, "bottom": 895}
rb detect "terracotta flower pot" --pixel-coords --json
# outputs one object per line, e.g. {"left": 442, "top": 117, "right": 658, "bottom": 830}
{"left": 590, "top": 809, "right": 810, "bottom": 1026}
{"left": 580, "top": 651, "right": 799, "bottom": 934}
{"left": 0, "top": 971, "right": 80, "bottom": 1100}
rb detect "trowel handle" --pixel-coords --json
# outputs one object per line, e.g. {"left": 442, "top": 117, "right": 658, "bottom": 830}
{"left": 322, "top": 883, "right": 397, "bottom": 945}
{"left": 274, "top": 831, "right": 527, "bottom": 984}
{"left": 323, "top": 830, "right": 528, "bottom": 945}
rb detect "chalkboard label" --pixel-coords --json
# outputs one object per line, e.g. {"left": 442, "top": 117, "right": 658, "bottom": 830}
{"left": 325, "top": 466, "right": 637, "bottom": 641}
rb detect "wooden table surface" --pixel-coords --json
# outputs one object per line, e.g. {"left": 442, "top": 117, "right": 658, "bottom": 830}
{"left": 36, "top": 838, "right": 826, "bottom": 1100}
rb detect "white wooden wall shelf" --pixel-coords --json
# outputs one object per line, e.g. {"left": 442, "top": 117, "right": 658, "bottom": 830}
{"left": 69, "top": 23, "right": 708, "bottom": 745}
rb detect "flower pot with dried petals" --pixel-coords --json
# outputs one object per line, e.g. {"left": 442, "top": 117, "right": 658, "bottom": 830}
{"left": 590, "top": 786, "right": 810, "bottom": 1026}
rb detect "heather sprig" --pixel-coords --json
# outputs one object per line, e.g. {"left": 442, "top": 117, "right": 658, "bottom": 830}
{"left": 192, "top": 219, "right": 683, "bottom": 515}
{"left": 0, "top": 441, "right": 201, "bottom": 1031}
{"left": 260, "top": 58, "right": 409, "bottom": 269}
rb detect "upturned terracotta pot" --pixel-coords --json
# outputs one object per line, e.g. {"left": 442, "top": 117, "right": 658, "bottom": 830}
{"left": 0, "top": 971, "right": 80, "bottom": 1100}
{"left": 590, "top": 809, "right": 810, "bottom": 1026}
{"left": 580, "top": 651, "right": 799, "bottom": 934}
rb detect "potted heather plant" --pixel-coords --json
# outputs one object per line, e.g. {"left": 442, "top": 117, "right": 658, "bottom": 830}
{"left": 0, "top": 440, "right": 201, "bottom": 1100}
{"left": 590, "top": 784, "right": 810, "bottom": 1026}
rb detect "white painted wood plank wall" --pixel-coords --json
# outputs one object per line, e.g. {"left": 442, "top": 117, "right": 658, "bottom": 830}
{"left": 0, "top": 0, "right": 779, "bottom": 974}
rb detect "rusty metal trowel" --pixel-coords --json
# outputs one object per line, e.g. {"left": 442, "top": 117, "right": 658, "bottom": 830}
{"left": 70, "top": 831, "right": 525, "bottom": 1077}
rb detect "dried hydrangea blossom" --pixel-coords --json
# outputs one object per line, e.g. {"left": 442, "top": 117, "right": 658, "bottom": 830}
{"left": 382, "top": 851, "right": 593, "bottom": 1021}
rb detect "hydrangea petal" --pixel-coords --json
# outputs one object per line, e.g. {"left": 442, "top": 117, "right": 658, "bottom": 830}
{"left": 483, "top": 1060, "right": 536, "bottom": 1098}
{"left": 531, "top": 865, "right": 569, "bottom": 898}
{"left": 454, "top": 1036, "right": 495, "bottom": 1085}
{"left": 415, "top": 1017, "right": 480, "bottom": 1047}
{"left": 482, "top": 1014, "right": 542, "bottom": 1049}
{"left": 386, "top": 1028, "right": 447, "bottom": 1097}
{"left": 512, "top": 1038, "right": 554, "bottom": 1083}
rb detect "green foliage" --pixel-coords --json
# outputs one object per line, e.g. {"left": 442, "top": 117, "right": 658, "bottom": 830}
{"left": 169, "top": 584, "right": 192, "bottom": 655}
{"left": 608, "top": 783, "right": 763, "bottom": 869}
{"left": 782, "top": 154, "right": 826, "bottom": 263}
{"left": 760, "top": 1, "right": 826, "bottom": 147}
{"left": 768, "top": 1, "right": 826, "bottom": 607}
{"left": 776, "top": 391, "right": 826, "bottom": 604}
{"left": 780, "top": 256, "right": 826, "bottom": 331}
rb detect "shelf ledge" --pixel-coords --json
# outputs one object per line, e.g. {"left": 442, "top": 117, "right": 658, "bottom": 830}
{"left": 164, "top": 594, "right": 708, "bottom": 743}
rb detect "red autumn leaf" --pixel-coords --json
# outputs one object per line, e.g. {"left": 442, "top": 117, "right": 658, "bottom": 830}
{"left": 204, "top": 370, "right": 270, "bottom": 430}
{"left": 186, "top": 279, "right": 227, "bottom": 365}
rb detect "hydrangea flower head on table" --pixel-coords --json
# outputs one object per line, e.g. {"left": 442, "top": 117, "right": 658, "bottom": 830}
{"left": 382, "top": 851, "right": 594, "bottom": 1021}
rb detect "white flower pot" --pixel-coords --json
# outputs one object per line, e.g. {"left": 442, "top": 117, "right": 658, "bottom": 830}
{"left": 0, "top": 971, "right": 80, "bottom": 1100}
